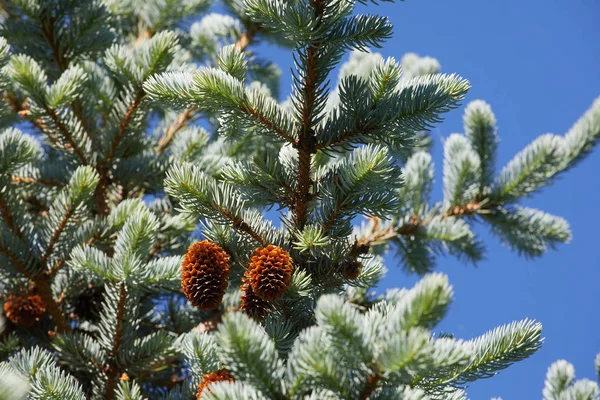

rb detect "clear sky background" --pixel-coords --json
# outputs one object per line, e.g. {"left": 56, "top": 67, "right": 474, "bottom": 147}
{"left": 250, "top": 0, "right": 600, "bottom": 397}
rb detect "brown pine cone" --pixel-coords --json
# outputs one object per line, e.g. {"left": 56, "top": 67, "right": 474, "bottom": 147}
{"left": 342, "top": 260, "right": 362, "bottom": 280}
{"left": 196, "top": 369, "right": 235, "bottom": 399}
{"left": 181, "top": 240, "right": 230, "bottom": 310}
{"left": 3, "top": 293, "right": 46, "bottom": 328}
{"left": 247, "top": 245, "right": 294, "bottom": 301}
{"left": 240, "top": 278, "right": 273, "bottom": 321}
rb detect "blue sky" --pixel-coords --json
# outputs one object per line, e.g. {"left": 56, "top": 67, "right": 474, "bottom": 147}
{"left": 252, "top": 0, "right": 600, "bottom": 397}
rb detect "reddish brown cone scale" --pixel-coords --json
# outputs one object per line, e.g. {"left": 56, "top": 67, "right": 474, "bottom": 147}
{"left": 342, "top": 260, "right": 362, "bottom": 280}
{"left": 3, "top": 294, "right": 46, "bottom": 328}
{"left": 196, "top": 369, "right": 235, "bottom": 399}
{"left": 240, "top": 276, "right": 273, "bottom": 321}
{"left": 247, "top": 245, "right": 294, "bottom": 301}
{"left": 181, "top": 240, "right": 230, "bottom": 310}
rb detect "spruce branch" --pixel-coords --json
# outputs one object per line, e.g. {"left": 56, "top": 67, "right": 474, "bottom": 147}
{"left": 37, "top": 8, "right": 95, "bottom": 142}
{"left": 0, "top": 239, "right": 69, "bottom": 332}
{"left": 155, "top": 23, "right": 262, "bottom": 153}
{"left": 0, "top": 179, "right": 72, "bottom": 335}
{"left": 318, "top": 145, "right": 403, "bottom": 234}
{"left": 1, "top": 1, "right": 598, "bottom": 398}
{"left": 442, "top": 134, "right": 480, "bottom": 209}
{"left": 436, "top": 319, "right": 543, "bottom": 387}
{"left": 542, "top": 359, "right": 599, "bottom": 400}
{"left": 0, "top": 192, "right": 24, "bottom": 241}
{"left": 104, "top": 283, "right": 128, "bottom": 400}
{"left": 43, "top": 106, "right": 91, "bottom": 165}
{"left": 317, "top": 72, "right": 471, "bottom": 151}
{"left": 39, "top": 11, "right": 68, "bottom": 71}
{"left": 5, "top": 347, "right": 85, "bottom": 399}
{"left": 463, "top": 100, "right": 498, "bottom": 193}
{"left": 292, "top": 0, "right": 326, "bottom": 230}
{"left": 39, "top": 203, "right": 71, "bottom": 268}
{"left": 93, "top": 88, "right": 145, "bottom": 215}
{"left": 155, "top": 108, "right": 196, "bottom": 153}
{"left": 493, "top": 134, "right": 565, "bottom": 201}
{"left": 485, "top": 205, "right": 571, "bottom": 258}
{"left": 165, "top": 163, "right": 269, "bottom": 245}
{"left": 0, "top": 245, "right": 34, "bottom": 280}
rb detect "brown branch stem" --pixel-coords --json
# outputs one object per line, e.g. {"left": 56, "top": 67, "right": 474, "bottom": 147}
{"left": 40, "top": 206, "right": 71, "bottom": 267}
{"left": 45, "top": 107, "right": 89, "bottom": 165}
{"left": 292, "top": 0, "right": 324, "bottom": 230}
{"left": 241, "top": 104, "right": 297, "bottom": 144}
{"left": 11, "top": 176, "right": 61, "bottom": 186}
{"left": 106, "top": 89, "right": 145, "bottom": 165}
{"left": 359, "top": 373, "right": 381, "bottom": 400}
{"left": 155, "top": 108, "right": 195, "bottom": 152}
{"left": 93, "top": 89, "right": 145, "bottom": 215}
{"left": 220, "top": 207, "right": 267, "bottom": 246}
{"left": 0, "top": 193, "right": 24, "bottom": 240}
{"left": 34, "top": 274, "right": 69, "bottom": 333}
{"left": 104, "top": 284, "right": 128, "bottom": 400}
{"left": 40, "top": 15, "right": 68, "bottom": 71}
{"left": 358, "top": 200, "right": 487, "bottom": 251}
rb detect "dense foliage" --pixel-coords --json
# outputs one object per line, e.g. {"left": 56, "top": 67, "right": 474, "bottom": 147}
{"left": 0, "top": 0, "right": 598, "bottom": 399}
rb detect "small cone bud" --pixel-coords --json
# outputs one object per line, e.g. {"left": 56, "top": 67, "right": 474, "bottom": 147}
{"left": 240, "top": 277, "right": 273, "bottom": 321}
{"left": 181, "top": 240, "right": 230, "bottom": 310}
{"left": 247, "top": 245, "right": 294, "bottom": 301}
{"left": 3, "top": 293, "right": 46, "bottom": 328}
{"left": 342, "top": 260, "right": 362, "bottom": 280}
{"left": 196, "top": 369, "right": 235, "bottom": 399}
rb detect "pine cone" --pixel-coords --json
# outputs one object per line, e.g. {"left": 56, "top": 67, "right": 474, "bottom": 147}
{"left": 182, "top": 240, "right": 230, "bottom": 310}
{"left": 3, "top": 293, "right": 46, "bottom": 328}
{"left": 240, "top": 278, "right": 273, "bottom": 321}
{"left": 247, "top": 245, "right": 294, "bottom": 301}
{"left": 342, "top": 260, "right": 362, "bottom": 280}
{"left": 196, "top": 369, "right": 235, "bottom": 399}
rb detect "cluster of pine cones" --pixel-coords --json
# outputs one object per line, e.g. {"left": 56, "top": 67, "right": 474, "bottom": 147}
{"left": 183, "top": 241, "right": 364, "bottom": 399}
{"left": 180, "top": 240, "right": 294, "bottom": 320}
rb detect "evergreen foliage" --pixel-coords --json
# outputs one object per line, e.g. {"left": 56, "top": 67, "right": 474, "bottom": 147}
{"left": 0, "top": 0, "right": 598, "bottom": 399}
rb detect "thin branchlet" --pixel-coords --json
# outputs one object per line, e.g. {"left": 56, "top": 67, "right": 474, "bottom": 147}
{"left": 293, "top": 0, "right": 325, "bottom": 230}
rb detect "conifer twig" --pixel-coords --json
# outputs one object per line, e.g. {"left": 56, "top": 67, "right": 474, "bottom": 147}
{"left": 293, "top": 0, "right": 324, "bottom": 230}
{"left": 104, "top": 283, "right": 128, "bottom": 400}
{"left": 39, "top": 205, "right": 72, "bottom": 267}
{"left": 315, "top": 120, "right": 369, "bottom": 150}
{"left": 40, "top": 14, "right": 68, "bottom": 71}
{"left": 155, "top": 108, "right": 195, "bottom": 152}
{"left": 105, "top": 89, "right": 146, "bottom": 166}
{"left": 93, "top": 89, "right": 145, "bottom": 215}
{"left": 44, "top": 106, "right": 90, "bottom": 165}
{"left": 0, "top": 193, "right": 23, "bottom": 240}
{"left": 220, "top": 207, "right": 267, "bottom": 246}
{"left": 39, "top": 14, "right": 95, "bottom": 143}
{"left": 0, "top": 245, "right": 69, "bottom": 333}
{"left": 0, "top": 192, "right": 69, "bottom": 332}
{"left": 34, "top": 274, "right": 69, "bottom": 333}
{"left": 241, "top": 103, "right": 297, "bottom": 143}
{"left": 11, "top": 176, "right": 61, "bottom": 186}
{"left": 359, "top": 373, "right": 381, "bottom": 400}
{"left": 155, "top": 24, "right": 263, "bottom": 153}
{"left": 357, "top": 199, "right": 488, "bottom": 252}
